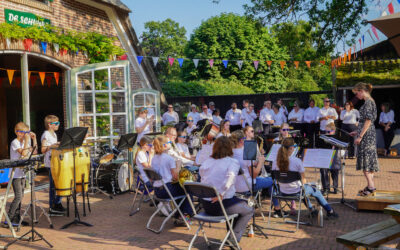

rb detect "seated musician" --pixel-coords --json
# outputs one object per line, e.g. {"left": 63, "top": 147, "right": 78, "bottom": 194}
{"left": 185, "top": 116, "right": 197, "bottom": 135}
{"left": 217, "top": 120, "right": 231, "bottom": 138}
{"left": 199, "top": 136, "right": 253, "bottom": 244}
{"left": 8, "top": 122, "right": 37, "bottom": 227}
{"left": 274, "top": 123, "right": 291, "bottom": 142}
{"left": 135, "top": 136, "right": 154, "bottom": 189}
{"left": 151, "top": 135, "right": 193, "bottom": 224}
{"left": 243, "top": 126, "right": 264, "bottom": 156}
{"left": 176, "top": 131, "right": 196, "bottom": 163}
{"left": 272, "top": 138, "right": 338, "bottom": 219}
{"left": 165, "top": 127, "right": 194, "bottom": 166}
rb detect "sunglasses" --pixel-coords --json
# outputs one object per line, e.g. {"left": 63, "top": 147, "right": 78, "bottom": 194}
{"left": 17, "top": 130, "right": 31, "bottom": 134}
{"left": 168, "top": 107, "right": 173, "bottom": 108}
{"left": 292, "top": 144, "right": 298, "bottom": 148}
{"left": 324, "top": 100, "right": 330, "bottom": 103}
{"left": 163, "top": 141, "right": 173, "bottom": 146}
{"left": 187, "top": 120, "right": 193, "bottom": 122}
{"left": 178, "top": 136, "right": 187, "bottom": 139}
{"left": 50, "top": 121, "right": 60, "bottom": 125}
{"left": 147, "top": 144, "right": 153, "bottom": 147}
{"left": 282, "top": 129, "right": 290, "bottom": 131}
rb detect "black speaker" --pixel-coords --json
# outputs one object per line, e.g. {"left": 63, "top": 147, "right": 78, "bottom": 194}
{"left": 243, "top": 140, "right": 257, "bottom": 160}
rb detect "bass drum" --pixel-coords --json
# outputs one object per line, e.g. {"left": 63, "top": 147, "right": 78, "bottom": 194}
{"left": 95, "top": 162, "right": 133, "bottom": 195}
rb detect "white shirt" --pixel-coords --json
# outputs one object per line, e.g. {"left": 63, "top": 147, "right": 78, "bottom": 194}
{"left": 199, "top": 112, "right": 213, "bottom": 121}
{"left": 260, "top": 108, "right": 274, "bottom": 124}
{"left": 216, "top": 132, "right": 230, "bottom": 138}
{"left": 279, "top": 106, "right": 288, "bottom": 116}
{"left": 187, "top": 112, "right": 200, "bottom": 125}
{"left": 185, "top": 124, "right": 197, "bottom": 135}
{"left": 233, "top": 148, "right": 253, "bottom": 193}
{"left": 10, "top": 139, "right": 28, "bottom": 178}
{"left": 213, "top": 115, "right": 222, "bottom": 125}
{"left": 41, "top": 130, "right": 58, "bottom": 168}
{"left": 195, "top": 143, "right": 213, "bottom": 165}
{"left": 225, "top": 109, "right": 242, "bottom": 126}
{"left": 200, "top": 157, "right": 240, "bottom": 199}
{"left": 147, "top": 108, "right": 155, "bottom": 119}
{"left": 167, "top": 143, "right": 194, "bottom": 166}
{"left": 303, "top": 107, "right": 320, "bottom": 123}
{"left": 340, "top": 109, "right": 360, "bottom": 125}
{"left": 272, "top": 112, "right": 287, "bottom": 126}
{"left": 272, "top": 156, "right": 304, "bottom": 194}
{"left": 176, "top": 143, "right": 190, "bottom": 158}
{"left": 240, "top": 108, "right": 257, "bottom": 128}
{"left": 208, "top": 109, "right": 215, "bottom": 115}
{"left": 379, "top": 110, "right": 395, "bottom": 124}
{"left": 288, "top": 109, "right": 304, "bottom": 123}
{"left": 135, "top": 117, "right": 150, "bottom": 142}
{"left": 151, "top": 153, "right": 176, "bottom": 188}
{"left": 317, "top": 107, "right": 338, "bottom": 131}
{"left": 136, "top": 151, "right": 150, "bottom": 183}
{"left": 162, "top": 111, "right": 179, "bottom": 125}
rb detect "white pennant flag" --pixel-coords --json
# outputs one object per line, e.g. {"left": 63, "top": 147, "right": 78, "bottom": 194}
{"left": 5, "top": 38, "right": 11, "bottom": 48}
{"left": 53, "top": 43, "right": 60, "bottom": 53}
{"left": 152, "top": 57, "right": 159, "bottom": 67}
{"left": 193, "top": 59, "right": 199, "bottom": 68}
{"left": 382, "top": 11, "right": 388, "bottom": 16}
{"left": 84, "top": 51, "right": 88, "bottom": 58}
{"left": 237, "top": 60, "right": 243, "bottom": 70}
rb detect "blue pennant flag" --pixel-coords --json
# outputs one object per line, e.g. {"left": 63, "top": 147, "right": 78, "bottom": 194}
{"left": 177, "top": 58, "right": 184, "bottom": 67}
{"left": 137, "top": 56, "right": 143, "bottom": 65}
{"left": 222, "top": 60, "right": 228, "bottom": 68}
{"left": 362, "top": 35, "right": 365, "bottom": 44}
{"left": 40, "top": 41, "right": 47, "bottom": 54}
{"left": 76, "top": 49, "right": 79, "bottom": 55}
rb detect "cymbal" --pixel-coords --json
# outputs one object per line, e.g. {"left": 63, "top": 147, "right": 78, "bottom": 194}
{"left": 99, "top": 153, "right": 114, "bottom": 164}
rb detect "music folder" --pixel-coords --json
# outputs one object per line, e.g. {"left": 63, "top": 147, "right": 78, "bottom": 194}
{"left": 265, "top": 144, "right": 299, "bottom": 162}
{"left": 302, "top": 148, "right": 336, "bottom": 169}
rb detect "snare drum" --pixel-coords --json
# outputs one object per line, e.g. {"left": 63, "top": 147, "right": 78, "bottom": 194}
{"left": 96, "top": 162, "right": 133, "bottom": 194}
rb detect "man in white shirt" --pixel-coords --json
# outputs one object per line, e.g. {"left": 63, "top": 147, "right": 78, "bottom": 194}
{"left": 208, "top": 101, "right": 216, "bottom": 115}
{"left": 277, "top": 98, "right": 288, "bottom": 116}
{"left": 162, "top": 104, "right": 179, "bottom": 125}
{"left": 225, "top": 102, "right": 242, "bottom": 132}
{"left": 303, "top": 99, "right": 320, "bottom": 147}
{"left": 199, "top": 104, "right": 213, "bottom": 121}
{"left": 379, "top": 102, "right": 396, "bottom": 152}
{"left": 260, "top": 100, "right": 274, "bottom": 134}
{"left": 187, "top": 104, "right": 200, "bottom": 125}
{"left": 317, "top": 98, "right": 338, "bottom": 133}
{"left": 240, "top": 103, "right": 257, "bottom": 128}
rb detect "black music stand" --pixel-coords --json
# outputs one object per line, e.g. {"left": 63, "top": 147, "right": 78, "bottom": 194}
{"left": 59, "top": 127, "right": 93, "bottom": 229}
{"left": 243, "top": 140, "right": 268, "bottom": 239}
{"left": 116, "top": 133, "right": 137, "bottom": 151}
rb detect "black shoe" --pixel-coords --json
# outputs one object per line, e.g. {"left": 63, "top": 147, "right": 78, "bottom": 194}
{"left": 49, "top": 207, "right": 65, "bottom": 215}
{"left": 51, "top": 204, "right": 65, "bottom": 213}
{"left": 55, "top": 203, "right": 66, "bottom": 212}
{"left": 310, "top": 209, "right": 319, "bottom": 217}
{"left": 21, "top": 221, "right": 29, "bottom": 226}
{"left": 330, "top": 188, "right": 338, "bottom": 194}
{"left": 273, "top": 210, "right": 289, "bottom": 218}
{"left": 327, "top": 211, "right": 339, "bottom": 219}
{"left": 321, "top": 190, "right": 328, "bottom": 196}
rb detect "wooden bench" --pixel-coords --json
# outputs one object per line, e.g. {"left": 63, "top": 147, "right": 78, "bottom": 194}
{"left": 336, "top": 219, "right": 400, "bottom": 249}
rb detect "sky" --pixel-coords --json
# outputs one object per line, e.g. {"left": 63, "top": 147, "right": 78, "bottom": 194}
{"left": 121, "top": 0, "right": 400, "bottom": 55}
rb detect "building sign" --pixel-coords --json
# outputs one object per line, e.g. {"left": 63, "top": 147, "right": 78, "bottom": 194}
{"left": 4, "top": 9, "right": 51, "bottom": 27}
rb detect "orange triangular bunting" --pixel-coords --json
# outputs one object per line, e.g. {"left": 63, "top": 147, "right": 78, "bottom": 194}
{"left": 7, "top": 70, "right": 15, "bottom": 85}
{"left": 39, "top": 72, "right": 45, "bottom": 85}
{"left": 54, "top": 72, "right": 60, "bottom": 85}
{"left": 294, "top": 61, "right": 299, "bottom": 69}
{"left": 320, "top": 60, "right": 325, "bottom": 65}
{"left": 280, "top": 61, "right": 286, "bottom": 70}
{"left": 305, "top": 61, "right": 311, "bottom": 68}
{"left": 28, "top": 71, "right": 31, "bottom": 80}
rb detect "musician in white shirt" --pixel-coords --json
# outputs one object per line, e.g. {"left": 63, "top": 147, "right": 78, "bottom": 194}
{"left": 135, "top": 108, "right": 153, "bottom": 142}
{"left": 165, "top": 127, "right": 194, "bottom": 166}
{"left": 225, "top": 102, "right": 242, "bottom": 132}
{"left": 340, "top": 101, "right": 359, "bottom": 157}
{"left": 277, "top": 98, "right": 288, "bottom": 116}
{"left": 303, "top": 99, "right": 320, "bottom": 147}
{"left": 379, "top": 102, "right": 396, "bottom": 152}
{"left": 288, "top": 102, "right": 304, "bottom": 132}
{"left": 272, "top": 104, "right": 287, "bottom": 127}
{"left": 162, "top": 104, "right": 179, "bottom": 125}
{"left": 208, "top": 101, "right": 216, "bottom": 115}
{"left": 240, "top": 103, "right": 257, "bottom": 128}
{"left": 187, "top": 104, "right": 200, "bottom": 125}
{"left": 260, "top": 101, "right": 274, "bottom": 133}
{"left": 317, "top": 98, "right": 338, "bottom": 133}
{"left": 212, "top": 109, "right": 223, "bottom": 125}
{"left": 199, "top": 104, "right": 213, "bottom": 121}
{"left": 199, "top": 136, "right": 253, "bottom": 244}
{"left": 185, "top": 116, "right": 197, "bottom": 135}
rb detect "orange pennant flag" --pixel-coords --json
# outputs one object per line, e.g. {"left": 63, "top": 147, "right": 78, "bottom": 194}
{"left": 39, "top": 72, "right": 46, "bottom": 85}
{"left": 28, "top": 71, "right": 32, "bottom": 81}
{"left": 54, "top": 72, "right": 60, "bottom": 85}
{"left": 305, "top": 61, "right": 311, "bottom": 68}
{"left": 348, "top": 49, "right": 351, "bottom": 61}
{"left": 343, "top": 53, "right": 347, "bottom": 64}
{"left": 7, "top": 69, "right": 15, "bottom": 85}
{"left": 294, "top": 61, "right": 299, "bottom": 69}
{"left": 266, "top": 61, "right": 272, "bottom": 68}
{"left": 280, "top": 61, "right": 286, "bottom": 70}
{"left": 320, "top": 60, "right": 325, "bottom": 65}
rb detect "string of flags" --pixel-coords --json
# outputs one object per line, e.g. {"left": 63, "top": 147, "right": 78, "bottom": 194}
{"left": 0, "top": 67, "right": 61, "bottom": 87}
{"left": 334, "top": 0, "right": 400, "bottom": 68}
{"left": 135, "top": 55, "right": 327, "bottom": 70}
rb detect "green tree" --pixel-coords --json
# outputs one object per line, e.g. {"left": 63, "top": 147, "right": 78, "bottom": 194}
{"left": 140, "top": 18, "right": 187, "bottom": 82}
{"left": 243, "top": 0, "right": 368, "bottom": 55}
{"left": 182, "top": 13, "right": 289, "bottom": 93}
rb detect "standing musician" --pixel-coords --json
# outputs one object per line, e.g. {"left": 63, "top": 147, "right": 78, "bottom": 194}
{"left": 303, "top": 99, "right": 320, "bottom": 148}
{"left": 288, "top": 102, "right": 304, "bottom": 133}
{"left": 151, "top": 136, "right": 193, "bottom": 224}
{"left": 135, "top": 108, "right": 153, "bottom": 142}
{"left": 260, "top": 101, "right": 274, "bottom": 134}
{"left": 340, "top": 101, "right": 359, "bottom": 158}
{"left": 240, "top": 103, "right": 257, "bottom": 128}
{"left": 199, "top": 136, "right": 253, "bottom": 244}
{"left": 225, "top": 102, "right": 242, "bottom": 132}
{"left": 379, "top": 102, "right": 395, "bottom": 155}
{"left": 272, "top": 104, "right": 287, "bottom": 128}
{"left": 7, "top": 122, "right": 37, "bottom": 227}
{"left": 199, "top": 104, "right": 213, "bottom": 121}
{"left": 162, "top": 104, "right": 179, "bottom": 126}
{"left": 272, "top": 138, "right": 338, "bottom": 219}
{"left": 217, "top": 120, "right": 231, "bottom": 138}
{"left": 41, "top": 115, "right": 65, "bottom": 215}
{"left": 277, "top": 98, "right": 288, "bottom": 116}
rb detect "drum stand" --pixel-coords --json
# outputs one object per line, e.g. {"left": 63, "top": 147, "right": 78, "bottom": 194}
{"left": 88, "top": 163, "right": 113, "bottom": 199}
{"left": 18, "top": 166, "right": 53, "bottom": 231}
{"left": 6, "top": 163, "right": 53, "bottom": 249}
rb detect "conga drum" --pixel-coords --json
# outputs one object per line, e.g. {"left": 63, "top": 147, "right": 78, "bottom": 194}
{"left": 51, "top": 149, "right": 74, "bottom": 196}
{"left": 75, "top": 147, "right": 90, "bottom": 193}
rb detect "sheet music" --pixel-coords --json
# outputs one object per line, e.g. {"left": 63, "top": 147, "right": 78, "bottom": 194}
{"left": 303, "top": 149, "right": 336, "bottom": 169}
{"left": 266, "top": 144, "right": 299, "bottom": 162}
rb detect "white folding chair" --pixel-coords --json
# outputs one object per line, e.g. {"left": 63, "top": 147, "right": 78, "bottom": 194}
{"left": 144, "top": 168, "right": 190, "bottom": 234}
{"left": 129, "top": 165, "right": 156, "bottom": 216}
{"left": 183, "top": 182, "right": 240, "bottom": 250}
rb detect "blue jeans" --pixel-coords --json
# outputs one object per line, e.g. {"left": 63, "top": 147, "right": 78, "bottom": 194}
{"left": 154, "top": 182, "right": 193, "bottom": 216}
{"left": 253, "top": 177, "right": 281, "bottom": 207}
{"left": 282, "top": 184, "right": 332, "bottom": 212}
{"left": 49, "top": 168, "right": 62, "bottom": 207}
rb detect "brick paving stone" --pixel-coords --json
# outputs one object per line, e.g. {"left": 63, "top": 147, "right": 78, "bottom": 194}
{"left": 0, "top": 158, "right": 398, "bottom": 249}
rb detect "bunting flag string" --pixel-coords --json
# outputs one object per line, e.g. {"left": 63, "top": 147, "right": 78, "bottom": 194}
{"left": 41, "top": 41, "right": 47, "bottom": 54}
{"left": 177, "top": 58, "right": 184, "bottom": 68}
{"left": 54, "top": 72, "right": 60, "bottom": 86}
{"left": 23, "top": 39, "right": 33, "bottom": 51}
{"left": 137, "top": 56, "right": 143, "bottom": 65}
{"left": 208, "top": 59, "right": 214, "bottom": 68}
{"left": 266, "top": 61, "right": 272, "bottom": 70}
{"left": 371, "top": 25, "right": 380, "bottom": 41}
{"left": 7, "top": 69, "right": 15, "bottom": 85}
{"left": 222, "top": 60, "right": 228, "bottom": 68}
{"left": 152, "top": 57, "right": 159, "bottom": 67}
{"left": 237, "top": 60, "right": 243, "bottom": 70}
{"left": 253, "top": 60, "right": 259, "bottom": 70}
{"left": 305, "top": 61, "right": 311, "bottom": 68}
{"left": 39, "top": 72, "right": 45, "bottom": 85}
{"left": 168, "top": 57, "right": 175, "bottom": 66}
{"left": 294, "top": 61, "right": 299, "bottom": 69}
{"left": 193, "top": 59, "right": 199, "bottom": 68}
{"left": 280, "top": 61, "right": 286, "bottom": 70}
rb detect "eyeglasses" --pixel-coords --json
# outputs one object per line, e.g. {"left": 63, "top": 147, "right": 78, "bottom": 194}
{"left": 282, "top": 129, "right": 290, "bottom": 131}
{"left": 291, "top": 144, "right": 298, "bottom": 148}
{"left": 17, "top": 130, "right": 30, "bottom": 134}
{"left": 163, "top": 141, "right": 173, "bottom": 146}
{"left": 50, "top": 121, "right": 60, "bottom": 125}
{"left": 324, "top": 100, "right": 330, "bottom": 103}
{"left": 178, "top": 136, "right": 187, "bottom": 139}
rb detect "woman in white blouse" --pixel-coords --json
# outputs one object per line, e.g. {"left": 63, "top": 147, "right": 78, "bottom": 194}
{"left": 217, "top": 120, "right": 231, "bottom": 138}
{"left": 340, "top": 101, "right": 359, "bottom": 158}
{"left": 272, "top": 103, "right": 287, "bottom": 130}
{"left": 379, "top": 102, "right": 396, "bottom": 153}
{"left": 288, "top": 102, "right": 304, "bottom": 132}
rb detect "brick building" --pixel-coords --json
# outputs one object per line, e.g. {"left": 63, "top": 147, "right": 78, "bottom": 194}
{"left": 0, "top": 0, "right": 163, "bottom": 159}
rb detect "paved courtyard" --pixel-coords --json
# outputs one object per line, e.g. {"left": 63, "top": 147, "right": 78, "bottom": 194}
{"left": 0, "top": 157, "right": 399, "bottom": 249}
